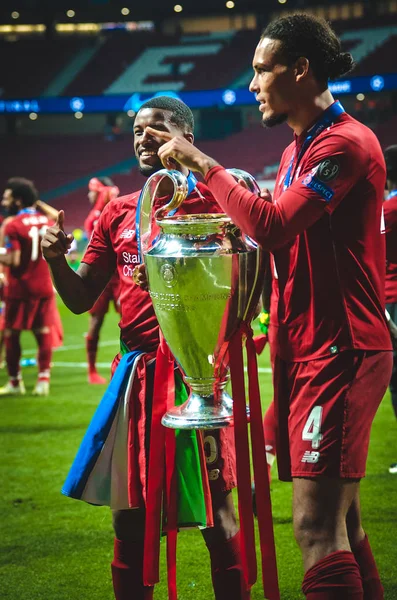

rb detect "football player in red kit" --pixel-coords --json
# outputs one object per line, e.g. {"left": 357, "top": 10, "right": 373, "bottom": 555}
{"left": 147, "top": 15, "right": 392, "bottom": 600}
{"left": 42, "top": 97, "right": 247, "bottom": 600}
{"left": 84, "top": 176, "right": 120, "bottom": 384}
{"left": 382, "top": 145, "right": 397, "bottom": 474}
{"left": 0, "top": 178, "right": 56, "bottom": 396}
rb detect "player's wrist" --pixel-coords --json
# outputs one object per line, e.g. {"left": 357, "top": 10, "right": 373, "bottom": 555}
{"left": 44, "top": 253, "right": 67, "bottom": 265}
{"left": 197, "top": 155, "right": 219, "bottom": 177}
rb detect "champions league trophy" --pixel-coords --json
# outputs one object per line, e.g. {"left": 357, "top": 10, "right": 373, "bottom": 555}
{"left": 139, "top": 168, "right": 265, "bottom": 429}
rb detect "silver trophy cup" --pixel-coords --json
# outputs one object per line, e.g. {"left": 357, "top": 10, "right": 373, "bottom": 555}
{"left": 140, "top": 169, "right": 265, "bottom": 429}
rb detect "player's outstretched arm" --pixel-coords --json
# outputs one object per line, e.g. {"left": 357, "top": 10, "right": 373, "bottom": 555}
{"left": 41, "top": 210, "right": 111, "bottom": 313}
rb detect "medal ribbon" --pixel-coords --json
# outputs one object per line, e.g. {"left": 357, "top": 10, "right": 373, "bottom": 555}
{"left": 283, "top": 100, "right": 345, "bottom": 191}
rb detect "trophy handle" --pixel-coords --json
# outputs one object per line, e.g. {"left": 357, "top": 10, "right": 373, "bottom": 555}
{"left": 226, "top": 168, "right": 261, "bottom": 195}
{"left": 137, "top": 169, "right": 189, "bottom": 258}
{"left": 226, "top": 168, "right": 263, "bottom": 323}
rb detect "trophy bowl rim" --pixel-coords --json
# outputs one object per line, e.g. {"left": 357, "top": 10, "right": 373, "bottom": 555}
{"left": 156, "top": 212, "right": 231, "bottom": 226}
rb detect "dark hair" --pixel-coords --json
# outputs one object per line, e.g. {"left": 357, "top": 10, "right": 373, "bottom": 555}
{"left": 385, "top": 145, "right": 397, "bottom": 182}
{"left": 6, "top": 177, "right": 38, "bottom": 207}
{"left": 261, "top": 13, "right": 355, "bottom": 83}
{"left": 137, "top": 96, "right": 194, "bottom": 133}
{"left": 97, "top": 176, "right": 115, "bottom": 187}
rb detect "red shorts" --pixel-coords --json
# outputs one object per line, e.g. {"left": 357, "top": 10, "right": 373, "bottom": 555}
{"left": 203, "top": 428, "right": 236, "bottom": 493}
{"left": 274, "top": 350, "right": 392, "bottom": 481}
{"left": 111, "top": 352, "right": 236, "bottom": 495}
{"left": 89, "top": 277, "right": 120, "bottom": 317}
{"left": 5, "top": 295, "right": 56, "bottom": 331}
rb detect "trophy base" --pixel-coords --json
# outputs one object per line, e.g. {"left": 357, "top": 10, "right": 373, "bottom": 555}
{"left": 161, "top": 391, "right": 250, "bottom": 430}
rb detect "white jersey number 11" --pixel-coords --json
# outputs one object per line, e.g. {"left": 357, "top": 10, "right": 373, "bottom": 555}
{"left": 29, "top": 225, "right": 48, "bottom": 261}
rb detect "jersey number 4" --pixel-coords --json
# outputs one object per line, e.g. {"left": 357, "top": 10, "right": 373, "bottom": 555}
{"left": 28, "top": 225, "right": 48, "bottom": 261}
{"left": 302, "top": 406, "right": 323, "bottom": 450}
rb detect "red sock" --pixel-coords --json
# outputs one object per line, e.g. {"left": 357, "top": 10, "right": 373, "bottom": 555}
{"left": 302, "top": 551, "right": 363, "bottom": 599}
{"left": 353, "top": 535, "right": 384, "bottom": 600}
{"left": 111, "top": 538, "right": 154, "bottom": 600}
{"left": 34, "top": 331, "right": 52, "bottom": 373}
{"left": 5, "top": 332, "right": 21, "bottom": 379}
{"left": 86, "top": 335, "right": 99, "bottom": 373}
{"left": 207, "top": 531, "right": 249, "bottom": 600}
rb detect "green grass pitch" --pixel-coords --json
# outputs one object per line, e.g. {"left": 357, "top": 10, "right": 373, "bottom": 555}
{"left": 0, "top": 300, "right": 396, "bottom": 599}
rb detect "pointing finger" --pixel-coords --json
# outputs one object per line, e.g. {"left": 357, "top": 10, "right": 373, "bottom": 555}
{"left": 56, "top": 210, "right": 65, "bottom": 231}
{"left": 145, "top": 127, "right": 173, "bottom": 141}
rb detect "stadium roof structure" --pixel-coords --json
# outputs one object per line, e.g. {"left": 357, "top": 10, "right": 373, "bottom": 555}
{"left": 0, "top": 0, "right": 381, "bottom": 24}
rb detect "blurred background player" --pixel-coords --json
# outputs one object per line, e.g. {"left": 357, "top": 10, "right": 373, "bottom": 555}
{"left": 84, "top": 176, "right": 120, "bottom": 384}
{"left": 0, "top": 178, "right": 57, "bottom": 396}
{"left": 383, "top": 145, "right": 397, "bottom": 473}
{"left": 0, "top": 183, "right": 20, "bottom": 368}
{"left": 0, "top": 181, "right": 63, "bottom": 369}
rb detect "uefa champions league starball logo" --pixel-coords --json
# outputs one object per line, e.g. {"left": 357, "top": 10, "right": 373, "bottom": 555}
{"left": 370, "top": 76, "right": 385, "bottom": 92}
{"left": 161, "top": 263, "right": 177, "bottom": 288}
{"left": 70, "top": 97, "right": 85, "bottom": 112}
{"left": 222, "top": 89, "right": 236, "bottom": 105}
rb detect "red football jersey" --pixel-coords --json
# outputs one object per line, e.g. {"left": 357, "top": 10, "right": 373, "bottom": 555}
{"left": 82, "top": 182, "right": 221, "bottom": 352}
{"left": 205, "top": 110, "right": 391, "bottom": 361}
{"left": 383, "top": 193, "right": 397, "bottom": 303}
{"left": 4, "top": 209, "right": 54, "bottom": 299}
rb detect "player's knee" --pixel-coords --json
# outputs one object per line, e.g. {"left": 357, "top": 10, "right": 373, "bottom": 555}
{"left": 293, "top": 508, "right": 334, "bottom": 550}
{"left": 205, "top": 490, "right": 238, "bottom": 543}
{"left": 34, "top": 326, "right": 50, "bottom": 334}
{"left": 112, "top": 509, "right": 146, "bottom": 542}
{"left": 89, "top": 315, "right": 104, "bottom": 335}
{"left": 214, "top": 504, "right": 238, "bottom": 537}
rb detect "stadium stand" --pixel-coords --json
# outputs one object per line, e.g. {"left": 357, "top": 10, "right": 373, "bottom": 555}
{"left": 63, "top": 31, "right": 161, "bottom": 96}
{"left": 1, "top": 15, "right": 397, "bottom": 230}
{"left": 143, "top": 30, "right": 255, "bottom": 91}
{"left": 0, "top": 134, "right": 136, "bottom": 228}
{"left": 352, "top": 34, "right": 397, "bottom": 76}
{"left": 71, "top": 24, "right": 397, "bottom": 93}
{"left": 0, "top": 38, "right": 88, "bottom": 98}
{"left": 1, "top": 23, "right": 397, "bottom": 98}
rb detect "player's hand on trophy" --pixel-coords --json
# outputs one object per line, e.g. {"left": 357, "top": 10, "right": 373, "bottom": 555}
{"left": 144, "top": 127, "right": 218, "bottom": 176}
{"left": 132, "top": 264, "right": 148, "bottom": 291}
{"left": 238, "top": 178, "right": 272, "bottom": 202}
{"left": 41, "top": 210, "right": 74, "bottom": 260}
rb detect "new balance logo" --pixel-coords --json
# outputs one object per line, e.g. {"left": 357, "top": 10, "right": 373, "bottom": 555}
{"left": 301, "top": 451, "right": 320, "bottom": 464}
{"left": 120, "top": 229, "right": 135, "bottom": 239}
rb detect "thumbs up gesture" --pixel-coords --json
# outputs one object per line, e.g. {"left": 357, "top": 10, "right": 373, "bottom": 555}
{"left": 41, "top": 210, "right": 75, "bottom": 260}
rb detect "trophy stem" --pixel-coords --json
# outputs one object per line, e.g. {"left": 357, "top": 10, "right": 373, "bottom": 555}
{"left": 161, "top": 377, "right": 249, "bottom": 430}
